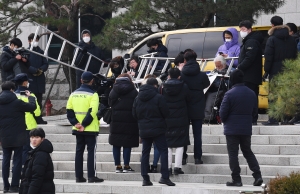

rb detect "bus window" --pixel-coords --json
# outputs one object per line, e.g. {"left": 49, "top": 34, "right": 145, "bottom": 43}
{"left": 133, "top": 42, "right": 149, "bottom": 56}
{"left": 202, "top": 32, "right": 224, "bottom": 59}
{"left": 166, "top": 38, "right": 181, "bottom": 58}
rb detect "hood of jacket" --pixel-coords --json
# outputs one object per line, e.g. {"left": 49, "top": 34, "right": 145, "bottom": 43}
{"left": 138, "top": 84, "right": 158, "bottom": 102}
{"left": 2, "top": 46, "right": 13, "bottom": 55}
{"left": 181, "top": 60, "right": 200, "bottom": 76}
{"left": 81, "top": 29, "right": 92, "bottom": 40}
{"left": 268, "top": 25, "right": 290, "bottom": 40}
{"left": 156, "top": 44, "right": 168, "bottom": 53}
{"left": 113, "top": 77, "right": 135, "bottom": 95}
{"left": 30, "top": 139, "right": 53, "bottom": 155}
{"left": 0, "top": 90, "right": 17, "bottom": 105}
{"left": 243, "top": 31, "right": 264, "bottom": 44}
{"left": 163, "top": 79, "right": 184, "bottom": 96}
{"left": 223, "top": 27, "right": 239, "bottom": 49}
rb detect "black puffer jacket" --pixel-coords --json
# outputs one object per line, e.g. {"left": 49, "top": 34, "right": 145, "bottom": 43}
{"left": 108, "top": 77, "right": 139, "bottom": 147}
{"left": 148, "top": 44, "right": 168, "bottom": 70}
{"left": 161, "top": 79, "right": 190, "bottom": 147}
{"left": 0, "top": 91, "right": 36, "bottom": 148}
{"left": 264, "top": 25, "right": 298, "bottom": 79}
{"left": 27, "top": 46, "right": 49, "bottom": 94}
{"left": 238, "top": 31, "right": 264, "bottom": 85}
{"left": 133, "top": 84, "right": 169, "bottom": 138}
{"left": 181, "top": 60, "right": 210, "bottom": 120}
{"left": 19, "top": 139, "right": 55, "bottom": 194}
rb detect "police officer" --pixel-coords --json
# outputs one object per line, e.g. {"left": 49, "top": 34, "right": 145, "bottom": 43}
{"left": 66, "top": 71, "right": 103, "bottom": 183}
{"left": 13, "top": 73, "right": 41, "bottom": 165}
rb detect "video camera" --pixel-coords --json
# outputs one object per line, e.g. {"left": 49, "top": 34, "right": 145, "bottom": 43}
{"left": 13, "top": 48, "right": 30, "bottom": 60}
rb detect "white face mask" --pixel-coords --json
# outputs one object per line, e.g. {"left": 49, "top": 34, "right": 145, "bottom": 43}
{"left": 27, "top": 82, "right": 30, "bottom": 88}
{"left": 13, "top": 47, "right": 18, "bottom": 51}
{"left": 83, "top": 37, "right": 90, "bottom": 43}
{"left": 225, "top": 39, "right": 232, "bottom": 42}
{"left": 32, "top": 41, "right": 39, "bottom": 47}
{"left": 240, "top": 31, "right": 248, "bottom": 39}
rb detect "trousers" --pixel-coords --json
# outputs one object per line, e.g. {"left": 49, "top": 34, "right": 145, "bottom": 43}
{"left": 168, "top": 147, "right": 183, "bottom": 168}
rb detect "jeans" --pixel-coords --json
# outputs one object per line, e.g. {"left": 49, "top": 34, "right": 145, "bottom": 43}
{"left": 141, "top": 134, "right": 169, "bottom": 181}
{"left": 112, "top": 146, "right": 132, "bottom": 166}
{"left": 2, "top": 146, "right": 23, "bottom": 188}
{"left": 183, "top": 119, "right": 203, "bottom": 159}
{"left": 226, "top": 135, "right": 262, "bottom": 182}
{"left": 75, "top": 135, "right": 97, "bottom": 178}
{"left": 153, "top": 143, "right": 160, "bottom": 166}
{"left": 22, "top": 130, "right": 32, "bottom": 165}
{"left": 244, "top": 82, "right": 259, "bottom": 123}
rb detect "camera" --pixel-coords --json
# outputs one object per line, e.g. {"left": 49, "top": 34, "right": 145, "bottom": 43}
{"left": 13, "top": 48, "right": 30, "bottom": 60}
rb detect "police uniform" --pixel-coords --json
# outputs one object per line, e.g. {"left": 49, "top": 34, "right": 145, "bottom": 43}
{"left": 66, "top": 71, "right": 103, "bottom": 183}
{"left": 13, "top": 73, "right": 41, "bottom": 165}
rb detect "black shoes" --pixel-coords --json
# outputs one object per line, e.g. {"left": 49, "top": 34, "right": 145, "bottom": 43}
{"left": 253, "top": 178, "right": 263, "bottom": 186}
{"left": 226, "top": 180, "right": 243, "bottom": 187}
{"left": 159, "top": 177, "right": 176, "bottom": 186}
{"left": 168, "top": 168, "right": 173, "bottom": 176}
{"left": 76, "top": 177, "right": 87, "bottom": 183}
{"left": 174, "top": 168, "right": 184, "bottom": 175}
{"left": 8, "top": 186, "right": 19, "bottom": 193}
{"left": 115, "top": 166, "right": 123, "bottom": 173}
{"left": 35, "top": 116, "right": 48, "bottom": 124}
{"left": 195, "top": 158, "right": 203, "bottom": 164}
{"left": 182, "top": 158, "right": 187, "bottom": 165}
{"left": 123, "top": 166, "right": 135, "bottom": 173}
{"left": 3, "top": 187, "right": 9, "bottom": 193}
{"left": 150, "top": 165, "right": 158, "bottom": 173}
{"left": 262, "top": 120, "right": 279, "bottom": 126}
{"left": 142, "top": 180, "right": 153, "bottom": 186}
{"left": 88, "top": 177, "right": 104, "bottom": 183}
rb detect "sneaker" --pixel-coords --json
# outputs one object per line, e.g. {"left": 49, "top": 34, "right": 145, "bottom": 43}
{"left": 115, "top": 166, "right": 123, "bottom": 173}
{"left": 8, "top": 186, "right": 19, "bottom": 192}
{"left": 174, "top": 167, "right": 184, "bottom": 175}
{"left": 76, "top": 177, "right": 87, "bottom": 183}
{"left": 226, "top": 180, "right": 243, "bottom": 187}
{"left": 88, "top": 177, "right": 104, "bottom": 183}
{"left": 123, "top": 166, "right": 134, "bottom": 173}
{"left": 159, "top": 177, "right": 176, "bottom": 186}
{"left": 253, "top": 178, "right": 263, "bottom": 186}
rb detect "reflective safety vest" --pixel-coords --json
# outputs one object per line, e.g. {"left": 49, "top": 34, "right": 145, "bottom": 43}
{"left": 15, "top": 93, "right": 41, "bottom": 130}
{"left": 66, "top": 90, "right": 99, "bottom": 132}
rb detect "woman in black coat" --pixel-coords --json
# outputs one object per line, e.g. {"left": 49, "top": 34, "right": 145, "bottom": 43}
{"left": 108, "top": 73, "right": 139, "bottom": 173}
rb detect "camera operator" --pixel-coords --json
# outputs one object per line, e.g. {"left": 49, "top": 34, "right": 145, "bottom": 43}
{"left": 0, "top": 38, "right": 30, "bottom": 82}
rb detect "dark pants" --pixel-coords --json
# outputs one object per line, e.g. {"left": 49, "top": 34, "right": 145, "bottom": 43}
{"left": 153, "top": 143, "right": 160, "bottom": 166}
{"left": 2, "top": 146, "right": 23, "bottom": 188}
{"left": 112, "top": 146, "right": 132, "bottom": 166}
{"left": 244, "top": 82, "right": 259, "bottom": 123}
{"left": 76, "top": 70, "right": 83, "bottom": 89}
{"left": 75, "top": 135, "right": 97, "bottom": 178}
{"left": 34, "top": 93, "right": 43, "bottom": 110}
{"left": 226, "top": 135, "right": 262, "bottom": 182}
{"left": 183, "top": 119, "right": 203, "bottom": 159}
{"left": 141, "top": 134, "right": 169, "bottom": 181}
{"left": 22, "top": 130, "right": 32, "bottom": 165}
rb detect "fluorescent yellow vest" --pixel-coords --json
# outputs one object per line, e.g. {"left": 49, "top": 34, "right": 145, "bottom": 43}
{"left": 16, "top": 93, "right": 41, "bottom": 130}
{"left": 66, "top": 90, "right": 99, "bottom": 132}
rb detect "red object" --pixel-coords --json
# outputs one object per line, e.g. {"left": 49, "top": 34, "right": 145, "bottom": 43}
{"left": 45, "top": 99, "right": 53, "bottom": 116}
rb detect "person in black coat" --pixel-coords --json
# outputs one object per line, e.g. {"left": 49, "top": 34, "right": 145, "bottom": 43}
{"left": 262, "top": 25, "right": 298, "bottom": 125}
{"left": 161, "top": 68, "right": 190, "bottom": 175}
{"left": 27, "top": 33, "right": 49, "bottom": 112}
{"left": 180, "top": 49, "right": 210, "bottom": 165}
{"left": 19, "top": 128, "right": 55, "bottom": 194}
{"left": 133, "top": 78, "right": 175, "bottom": 187}
{"left": 108, "top": 74, "right": 139, "bottom": 173}
{"left": 147, "top": 39, "right": 168, "bottom": 70}
{"left": 75, "top": 29, "right": 103, "bottom": 88}
{"left": 219, "top": 69, "right": 263, "bottom": 187}
{"left": 0, "top": 81, "right": 36, "bottom": 193}
{"left": 237, "top": 20, "right": 263, "bottom": 125}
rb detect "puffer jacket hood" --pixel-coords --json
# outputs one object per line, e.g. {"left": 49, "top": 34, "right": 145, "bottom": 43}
{"left": 2, "top": 46, "right": 12, "bottom": 53}
{"left": 268, "top": 25, "right": 290, "bottom": 40}
{"left": 163, "top": 79, "right": 184, "bottom": 96}
{"left": 113, "top": 77, "right": 135, "bottom": 95}
{"left": 81, "top": 29, "right": 92, "bottom": 40}
{"left": 138, "top": 84, "right": 158, "bottom": 102}
{"left": 243, "top": 31, "right": 264, "bottom": 44}
{"left": 157, "top": 44, "right": 168, "bottom": 53}
{"left": 30, "top": 139, "right": 53, "bottom": 154}
{"left": 223, "top": 27, "right": 239, "bottom": 49}
{"left": 0, "top": 90, "right": 17, "bottom": 105}
{"left": 181, "top": 60, "right": 200, "bottom": 76}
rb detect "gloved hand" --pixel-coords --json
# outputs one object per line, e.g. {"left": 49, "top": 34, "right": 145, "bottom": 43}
{"left": 262, "top": 72, "right": 269, "bottom": 82}
{"left": 33, "top": 69, "right": 43, "bottom": 76}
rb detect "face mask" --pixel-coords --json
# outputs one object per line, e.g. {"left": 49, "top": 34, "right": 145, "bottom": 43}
{"left": 30, "top": 143, "right": 36, "bottom": 149}
{"left": 240, "top": 31, "right": 248, "bottom": 39}
{"left": 13, "top": 47, "right": 18, "bottom": 51}
{"left": 32, "top": 41, "right": 39, "bottom": 47}
{"left": 83, "top": 37, "right": 90, "bottom": 43}
{"left": 27, "top": 82, "right": 30, "bottom": 88}
{"left": 225, "top": 39, "right": 231, "bottom": 42}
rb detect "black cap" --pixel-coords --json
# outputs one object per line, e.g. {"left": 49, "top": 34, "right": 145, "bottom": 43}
{"left": 13, "top": 73, "right": 32, "bottom": 82}
{"left": 81, "top": 71, "right": 94, "bottom": 82}
{"left": 230, "top": 70, "right": 244, "bottom": 85}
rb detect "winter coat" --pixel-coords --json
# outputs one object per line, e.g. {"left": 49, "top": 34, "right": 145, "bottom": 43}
{"left": 0, "top": 91, "right": 36, "bottom": 148}
{"left": 0, "top": 46, "right": 30, "bottom": 82}
{"left": 19, "top": 139, "right": 55, "bottom": 194}
{"left": 216, "top": 28, "right": 240, "bottom": 67}
{"left": 108, "top": 78, "right": 139, "bottom": 147}
{"left": 238, "top": 31, "right": 264, "bottom": 85}
{"left": 27, "top": 46, "right": 49, "bottom": 94}
{"left": 181, "top": 60, "right": 210, "bottom": 120}
{"left": 219, "top": 83, "right": 257, "bottom": 135}
{"left": 148, "top": 44, "right": 168, "bottom": 70}
{"left": 264, "top": 25, "right": 298, "bottom": 79}
{"left": 132, "top": 84, "right": 169, "bottom": 138}
{"left": 161, "top": 79, "right": 190, "bottom": 147}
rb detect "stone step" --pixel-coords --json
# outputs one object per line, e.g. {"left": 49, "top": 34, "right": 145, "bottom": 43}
{"left": 0, "top": 179, "right": 264, "bottom": 194}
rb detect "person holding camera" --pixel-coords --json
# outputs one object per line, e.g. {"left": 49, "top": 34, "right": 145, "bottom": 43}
{"left": 0, "top": 81, "right": 36, "bottom": 193}
{"left": 74, "top": 29, "right": 103, "bottom": 89}
{"left": 0, "top": 38, "right": 30, "bottom": 82}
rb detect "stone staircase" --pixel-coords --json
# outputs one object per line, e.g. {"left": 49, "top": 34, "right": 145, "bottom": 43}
{"left": 1, "top": 115, "right": 300, "bottom": 193}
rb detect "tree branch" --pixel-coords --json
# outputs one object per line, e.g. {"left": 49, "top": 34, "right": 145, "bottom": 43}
{"left": 79, "top": 13, "right": 106, "bottom": 23}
